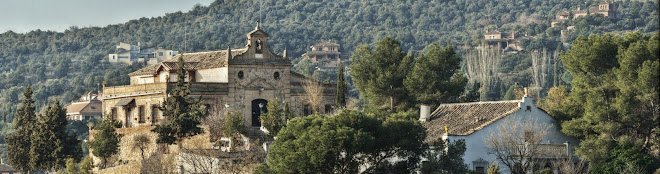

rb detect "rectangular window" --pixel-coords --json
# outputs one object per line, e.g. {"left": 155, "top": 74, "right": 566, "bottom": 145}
{"left": 475, "top": 167, "right": 485, "bottom": 174}
{"left": 152, "top": 105, "right": 158, "bottom": 124}
{"left": 303, "top": 105, "right": 311, "bottom": 116}
{"left": 111, "top": 108, "right": 117, "bottom": 121}
{"left": 138, "top": 105, "right": 145, "bottom": 123}
{"left": 325, "top": 105, "right": 332, "bottom": 114}
{"left": 525, "top": 131, "right": 534, "bottom": 142}
{"left": 159, "top": 52, "right": 163, "bottom": 56}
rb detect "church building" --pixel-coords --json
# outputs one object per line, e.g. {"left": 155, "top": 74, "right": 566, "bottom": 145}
{"left": 101, "top": 23, "right": 337, "bottom": 129}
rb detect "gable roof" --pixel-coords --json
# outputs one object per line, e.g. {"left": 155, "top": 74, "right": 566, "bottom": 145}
{"left": 129, "top": 49, "right": 247, "bottom": 76}
{"left": 66, "top": 100, "right": 101, "bottom": 114}
{"left": 423, "top": 100, "right": 521, "bottom": 143}
{"left": 158, "top": 62, "right": 200, "bottom": 71}
{"left": 312, "top": 41, "right": 340, "bottom": 48}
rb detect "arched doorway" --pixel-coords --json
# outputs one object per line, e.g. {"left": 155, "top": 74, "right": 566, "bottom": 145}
{"left": 251, "top": 99, "right": 268, "bottom": 127}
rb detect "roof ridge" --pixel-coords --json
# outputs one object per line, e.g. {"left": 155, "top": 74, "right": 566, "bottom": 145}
{"left": 438, "top": 100, "right": 521, "bottom": 106}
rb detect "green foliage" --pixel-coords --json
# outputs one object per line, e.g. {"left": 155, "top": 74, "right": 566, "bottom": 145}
{"left": 264, "top": 110, "right": 426, "bottom": 173}
{"left": 534, "top": 168, "right": 551, "bottom": 174}
{"left": 487, "top": 161, "right": 500, "bottom": 174}
{"left": 65, "top": 158, "right": 79, "bottom": 174}
{"left": 502, "top": 83, "right": 522, "bottom": 100}
{"left": 30, "top": 99, "right": 81, "bottom": 170}
{"left": 224, "top": 111, "right": 246, "bottom": 138}
{"left": 260, "top": 99, "right": 286, "bottom": 137}
{"left": 5, "top": 86, "right": 36, "bottom": 171}
{"left": 79, "top": 155, "right": 94, "bottom": 174}
{"left": 558, "top": 33, "right": 659, "bottom": 168}
{"left": 538, "top": 86, "right": 580, "bottom": 124}
{"left": 152, "top": 56, "right": 207, "bottom": 145}
{"left": 591, "top": 143, "right": 659, "bottom": 174}
{"left": 336, "top": 64, "right": 347, "bottom": 108}
{"left": 350, "top": 37, "right": 414, "bottom": 112}
{"left": 292, "top": 58, "right": 317, "bottom": 77}
{"left": 89, "top": 119, "right": 121, "bottom": 169}
{"left": 404, "top": 43, "right": 466, "bottom": 104}
{"left": 420, "top": 139, "right": 469, "bottom": 174}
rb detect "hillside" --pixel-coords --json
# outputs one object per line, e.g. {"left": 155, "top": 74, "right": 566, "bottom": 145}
{"left": 0, "top": 0, "right": 657, "bottom": 125}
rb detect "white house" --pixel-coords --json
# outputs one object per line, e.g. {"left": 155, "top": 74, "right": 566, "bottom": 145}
{"left": 108, "top": 42, "right": 179, "bottom": 65}
{"left": 421, "top": 95, "right": 579, "bottom": 174}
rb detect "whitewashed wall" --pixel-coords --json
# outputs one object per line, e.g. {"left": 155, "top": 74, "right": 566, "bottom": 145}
{"left": 446, "top": 97, "right": 579, "bottom": 173}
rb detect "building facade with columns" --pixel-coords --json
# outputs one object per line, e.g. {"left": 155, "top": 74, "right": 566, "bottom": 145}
{"left": 102, "top": 24, "right": 336, "bottom": 129}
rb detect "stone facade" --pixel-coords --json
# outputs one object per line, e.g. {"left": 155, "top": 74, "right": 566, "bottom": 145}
{"left": 102, "top": 23, "right": 337, "bottom": 129}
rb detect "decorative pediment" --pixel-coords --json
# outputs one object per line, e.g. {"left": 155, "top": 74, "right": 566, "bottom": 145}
{"left": 245, "top": 78, "right": 275, "bottom": 89}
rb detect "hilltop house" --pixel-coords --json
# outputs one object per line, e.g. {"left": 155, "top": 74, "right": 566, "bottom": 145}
{"left": 551, "top": 1, "right": 617, "bottom": 28}
{"left": 420, "top": 94, "right": 578, "bottom": 173}
{"left": 66, "top": 92, "right": 102, "bottom": 121}
{"left": 484, "top": 31, "right": 526, "bottom": 52}
{"left": 102, "top": 23, "right": 337, "bottom": 129}
{"left": 301, "top": 41, "right": 347, "bottom": 68}
{"left": 108, "top": 42, "right": 179, "bottom": 65}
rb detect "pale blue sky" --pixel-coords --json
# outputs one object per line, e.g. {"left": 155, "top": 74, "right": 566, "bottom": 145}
{"left": 0, "top": 0, "right": 214, "bottom": 33}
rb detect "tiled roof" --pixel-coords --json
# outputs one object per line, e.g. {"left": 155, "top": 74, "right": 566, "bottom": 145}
{"left": 313, "top": 41, "right": 339, "bottom": 47}
{"left": 423, "top": 100, "right": 521, "bottom": 143}
{"left": 129, "top": 49, "right": 247, "bottom": 76}
{"left": 66, "top": 100, "right": 102, "bottom": 114}
{"left": 67, "top": 102, "right": 89, "bottom": 113}
{"left": 159, "top": 62, "right": 200, "bottom": 71}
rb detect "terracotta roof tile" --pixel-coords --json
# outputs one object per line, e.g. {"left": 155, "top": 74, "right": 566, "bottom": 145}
{"left": 423, "top": 100, "right": 521, "bottom": 143}
{"left": 129, "top": 49, "right": 247, "bottom": 76}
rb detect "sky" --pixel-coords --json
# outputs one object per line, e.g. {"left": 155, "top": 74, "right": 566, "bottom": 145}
{"left": 0, "top": 0, "right": 215, "bottom": 33}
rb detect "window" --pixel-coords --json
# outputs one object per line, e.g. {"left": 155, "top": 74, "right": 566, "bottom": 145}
{"left": 303, "top": 105, "right": 311, "bottom": 116}
{"left": 472, "top": 158, "right": 489, "bottom": 174}
{"left": 525, "top": 131, "right": 534, "bottom": 142}
{"left": 111, "top": 108, "right": 117, "bottom": 121}
{"left": 138, "top": 106, "right": 145, "bottom": 123}
{"left": 159, "top": 52, "right": 163, "bottom": 56}
{"left": 325, "top": 105, "right": 332, "bottom": 113}
{"left": 151, "top": 105, "right": 159, "bottom": 124}
{"left": 238, "top": 71, "right": 244, "bottom": 79}
{"left": 475, "top": 167, "right": 485, "bottom": 174}
{"left": 274, "top": 72, "right": 280, "bottom": 80}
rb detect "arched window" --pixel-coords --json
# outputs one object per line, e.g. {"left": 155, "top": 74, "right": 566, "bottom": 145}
{"left": 274, "top": 72, "right": 280, "bottom": 80}
{"left": 238, "top": 71, "right": 244, "bottom": 79}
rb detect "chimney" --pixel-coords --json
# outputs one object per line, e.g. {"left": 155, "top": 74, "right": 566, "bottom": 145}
{"left": 520, "top": 87, "right": 534, "bottom": 110}
{"left": 577, "top": 5, "right": 581, "bottom": 11}
{"left": 419, "top": 104, "right": 431, "bottom": 122}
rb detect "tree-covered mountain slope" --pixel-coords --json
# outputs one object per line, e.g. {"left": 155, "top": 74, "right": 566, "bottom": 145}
{"left": 0, "top": 0, "right": 657, "bottom": 124}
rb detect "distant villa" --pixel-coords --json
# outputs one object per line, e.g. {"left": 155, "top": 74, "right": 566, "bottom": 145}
{"left": 551, "top": 1, "right": 617, "bottom": 28}
{"left": 108, "top": 42, "right": 179, "bottom": 65}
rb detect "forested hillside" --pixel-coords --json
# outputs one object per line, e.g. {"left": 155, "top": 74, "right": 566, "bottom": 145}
{"left": 0, "top": 0, "right": 657, "bottom": 131}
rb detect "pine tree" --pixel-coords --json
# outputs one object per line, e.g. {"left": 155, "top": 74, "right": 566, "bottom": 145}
{"left": 152, "top": 56, "right": 207, "bottom": 145}
{"left": 404, "top": 43, "right": 466, "bottom": 104}
{"left": 350, "top": 37, "right": 414, "bottom": 111}
{"left": 89, "top": 119, "right": 121, "bottom": 169}
{"left": 336, "top": 63, "right": 347, "bottom": 108}
{"left": 5, "top": 85, "right": 36, "bottom": 172}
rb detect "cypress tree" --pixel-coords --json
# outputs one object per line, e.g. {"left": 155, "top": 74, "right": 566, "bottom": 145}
{"left": 336, "top": 63, "right": 347, "bottom": 108}
{"left": 152, "top": 56, "right": 207, "bottom": 145}
{"left": 5, "top": 85, "right": 36, "bottom": 172}
{"left": 30, "top": 99, "right": 79, "bottom": 170}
